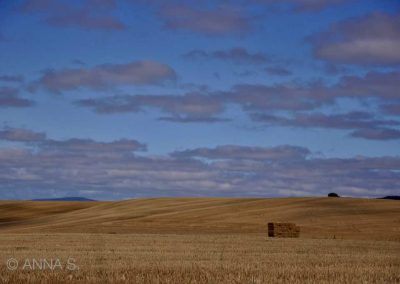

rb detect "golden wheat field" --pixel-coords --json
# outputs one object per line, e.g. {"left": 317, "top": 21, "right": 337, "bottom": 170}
{"left": 0, "top": 198, "right": 399, "bottom": 283}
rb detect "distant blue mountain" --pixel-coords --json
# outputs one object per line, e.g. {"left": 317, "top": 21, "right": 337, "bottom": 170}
{"left": 32, "top": 197, "right": 96, "bottom": 201}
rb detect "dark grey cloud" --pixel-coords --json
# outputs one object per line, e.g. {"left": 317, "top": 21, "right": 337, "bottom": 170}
{"left": 382, "top": 104, "right": 400, "bottom": 116}
{"left": 75, "top": 83, "right": 326, "bottom": 121}
{"left": 223, "top": 83, "right": 329, "bottom": 111}
{"left": 0, "top": 75, "right": 24, "bottom": 83}
{"left": 31, "top": 60, "right": 177, "bottom": 93}
{"left": 159, "top": 4, "right": 251, "bottom": 36}
{"left": 74, "top": 70, "right": 400, "bottom": 135}
{"left": 0, "top": 87, "right": 35, "bottom": 108}
{"left": 265, "top": 66, "right": 292, "bottom": 76}
{"left": 311, "top": 12, "right": 400, "bottom": 66}
{"left": 252, "top": 111, "right": 399, "bottom": 129}
{"left": 337, "top": 71, "right": 400, "bottom": 100}
{"left": 172, "top": 145, "right": 310, "bottom": 161}
{"left": 40, "top": 138, "right": 147, "bottom": 156}
{"left": 184, "top": 47, "right": 269, "bottom": 65}
{"left": 76, "top": 93, "right": 225, "bottom": 122}
{"left": 0, "top": 127, "right": 146, "bottom": 156}
{"left": 0, "top": 130, "right": 399, "bottom": 199}
{"left": 224, "top": 71, "right": 400, "bottom": 112}
{"left": 0, "top": 127, "right": 46, "bottom": 142}
{"left": 252, "top": 111, "right": 400, "bottom": 140}
{"left": 229, "top": 72, "right": 400, "bottom": 138}
{"left": 158, "top": 116, "right": 229, "bottom": 123}
{"left": 351, "top": 128, "right": 400, "bottom": 140}
{"left": 252, "top": 0, "right": 349, "bottom": 11}
{"left": 19, "top": 0, "right": 126, "bottom": 31}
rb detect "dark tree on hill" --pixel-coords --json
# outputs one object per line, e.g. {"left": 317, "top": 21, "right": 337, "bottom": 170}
{"left": 328, "top": 192, "right": 340, "bottom": 197}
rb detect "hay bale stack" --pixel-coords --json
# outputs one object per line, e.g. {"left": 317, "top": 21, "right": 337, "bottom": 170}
{"left": 268, "top": 222, "right": 300, "bottom": 238}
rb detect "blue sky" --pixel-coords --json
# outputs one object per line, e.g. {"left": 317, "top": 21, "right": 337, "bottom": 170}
{"left": 0, "top": 0, "right": 399, "bottom": 200}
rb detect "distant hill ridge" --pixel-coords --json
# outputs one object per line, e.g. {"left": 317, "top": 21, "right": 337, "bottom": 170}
{"left": 32, "top": 197, "right": 96, "bottom": 201}
{"left": 378, "top": 196, "right": 400, "bottom": 200}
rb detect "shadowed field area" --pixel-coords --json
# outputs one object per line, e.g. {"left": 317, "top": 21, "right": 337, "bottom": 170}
{"left": 0, "top": 197, "right": 399, "bottom": 240}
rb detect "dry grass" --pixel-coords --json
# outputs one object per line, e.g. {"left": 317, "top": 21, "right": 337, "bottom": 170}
{"left": 0, "top": 233, "right": 399, "bottom": 283}
{"left": 0, "top": 198, "right": 399, "bottom": 241}
{"left": 0, "top": 198, "right": 399, "bottom": 283}
{"left": 268, "top": 223, "right": 300, "bottom": 238}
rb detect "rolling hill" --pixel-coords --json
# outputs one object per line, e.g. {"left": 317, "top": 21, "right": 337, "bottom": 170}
{"left": 0, "top": 197, "right": 399, "bottom": 241}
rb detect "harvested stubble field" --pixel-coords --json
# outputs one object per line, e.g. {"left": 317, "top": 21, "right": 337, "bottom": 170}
{"left": 0, "top": 197, "right": 399, "bottom": 283}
